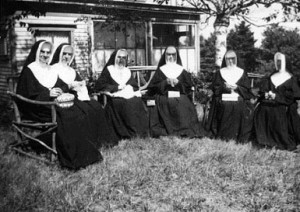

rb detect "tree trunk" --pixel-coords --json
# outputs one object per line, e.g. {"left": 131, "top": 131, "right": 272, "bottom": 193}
{"left": 214, "top": 17, "right": 230, "bottom": 67}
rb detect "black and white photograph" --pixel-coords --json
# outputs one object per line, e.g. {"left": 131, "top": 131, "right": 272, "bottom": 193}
{"left": 1, "top": 0, "right": 300, "bottom": 211}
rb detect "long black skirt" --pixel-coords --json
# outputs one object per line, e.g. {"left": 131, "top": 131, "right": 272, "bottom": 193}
{"left": 254, "top": 102, "right": 296, "bottom": 150}
{"left": 56, "top": 100, "right": 104, "bottom": 170}
{"left": 105, "top": 97, "right": 149, "bottom": 139}
{"left": 215, "top": 100, "right": 253, "bottom": 143}
{"left": 150, "top": 94, "right": 203, "bottom": 138}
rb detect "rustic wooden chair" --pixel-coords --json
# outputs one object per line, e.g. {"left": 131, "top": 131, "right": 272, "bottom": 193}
{"left": 7, "top": 74, "right": 58, "bottom": 164}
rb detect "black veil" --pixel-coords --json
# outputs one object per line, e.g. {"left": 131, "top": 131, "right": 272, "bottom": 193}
{"left": 22, "top": 40, "right": 51, "bottom": 72}
{"left": 50, "top": 43, "right": 69, "bottom": 65}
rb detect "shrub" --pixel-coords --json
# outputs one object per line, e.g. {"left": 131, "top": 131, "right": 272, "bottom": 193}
{"left": 191, "top": 71, "right": 214, "bottom": 104}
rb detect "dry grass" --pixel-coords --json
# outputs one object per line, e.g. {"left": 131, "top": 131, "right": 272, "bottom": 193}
{"left": 0, "top": 126, "right": 300, "bottom": 212}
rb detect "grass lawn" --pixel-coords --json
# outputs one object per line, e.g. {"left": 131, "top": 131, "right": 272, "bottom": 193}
{"left": 1, "top": 124, "right": 300, "bottom": 212}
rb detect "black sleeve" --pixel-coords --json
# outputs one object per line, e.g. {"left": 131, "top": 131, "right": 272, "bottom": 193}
{"left": 94, "top": 68, "right": 119, "bottom": 93}
{"left": 16, "top": 67, "right": 52, "bottom": 101}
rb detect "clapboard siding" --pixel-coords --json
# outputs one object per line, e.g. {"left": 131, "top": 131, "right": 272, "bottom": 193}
{"left": 0, "top": 65, "right": 12, "bottom": 104}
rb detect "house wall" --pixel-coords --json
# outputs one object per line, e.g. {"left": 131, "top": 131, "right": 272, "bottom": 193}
{"left": 0, "top": 32, "right": 13, "bottom": 104}
{"left": 0, "top": 62, "right": 12, "bottom": 104}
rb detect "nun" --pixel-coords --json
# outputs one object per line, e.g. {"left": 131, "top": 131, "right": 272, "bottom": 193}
{"left": 206, "top": 50, "right": 254, "bottom": 143}
{"left": 254, "top": 52, "right": 299, "bottom": 150}
{"left": 16, "top": 40, "right": 103, "bottom": 170}
{"left": 94, "top": 49, "right": 149, "bottom": 139}
{"left": 147, "top": 46, "right": 204, "bottom": 138}
{"left": 50, "top": 43, "right": 119, "bottom": 148}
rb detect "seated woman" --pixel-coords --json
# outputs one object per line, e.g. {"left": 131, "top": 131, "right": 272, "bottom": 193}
{"left": 50, "top": 43, "right": 119, "bottom": 148}
{"left": 16, "top": 40, "right": 102, "bottom": 170}
{"left": 254, "top": 52, "right": 298, "bottom": 150}
{"left": 147, "top": 46, "right": 204, "bottom": 138}
{"left": 94, "top": 49, "right": 149, "bottom": 139}
{"left": 206, "top": 50, "right": 254, "bottom": 143}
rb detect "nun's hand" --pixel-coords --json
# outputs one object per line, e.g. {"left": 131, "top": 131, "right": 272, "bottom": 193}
{"left": 225, "top": 82, "right": 237, "bottom": 91}
{"left": 166, "top": 78, "right": 172, "bottom": 85}
{"left": 140, "top": 90, "right": 148, "bottom": 95}
{"left": 268, "top": 91, "right": 276, "bottom": 100}
{"left": 50, "top": 88, "right": 63, "bottom": 97}
{"left": 118, "top": 84, "right": 126, "bottom": 90}
{"left": 172, "top": 78, "right": 179, "bottom": 86}
{"left": 167, "top": 78, "right": 178, "bottom": 87}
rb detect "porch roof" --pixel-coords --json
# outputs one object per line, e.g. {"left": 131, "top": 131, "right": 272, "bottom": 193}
{"left": 6, "top": 0, "right": 201, "bottom": 21}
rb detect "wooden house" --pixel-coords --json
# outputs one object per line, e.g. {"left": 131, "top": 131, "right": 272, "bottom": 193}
{"left": 0, "top": 0, "right": 202, "bottom": 104}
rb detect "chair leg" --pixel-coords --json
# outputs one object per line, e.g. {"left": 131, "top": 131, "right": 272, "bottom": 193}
{"left": 51, "top": 132, "right": 56, "bottom": 162}
{"left": 13, "top": 125, "right": 57, "bottom": 154}
{"left": 11, "top": 146, "right": 54, "bottom": 165}
{"left": 10, "top": 124, "right": 57, "bottom": 164}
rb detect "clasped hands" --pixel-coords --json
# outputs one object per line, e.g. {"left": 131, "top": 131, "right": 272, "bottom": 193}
{"left": 224, "top": 82, "right": 237, "bottom": 92}
{"left": 166, "top": 78, "right": 179, "bottom": 87}
{"left": 265, "top": 91, "right": 276, "bottom": 100}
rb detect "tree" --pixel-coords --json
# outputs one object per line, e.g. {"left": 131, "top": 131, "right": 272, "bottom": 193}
{"left": 261, "top": 25, "right": 300, "bottom": 76}
{"left": 227, "top": 21, "right": 257, "bottom": 72}
{"left": 200, "top": 34, "right": 216, "bottom": 73}
{"left": 155, "top": 0, "right": 300, "bottom": 67}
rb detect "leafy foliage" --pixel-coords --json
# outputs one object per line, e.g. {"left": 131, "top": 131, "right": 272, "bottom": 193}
{"left": 155, "top": 0, "right": 300, "bottom": 23}
{"left": 227, "top": 21, "right": 257, "bottom": 73}
{"left": 261, "top": 25, "right": 300, "bottom": 76}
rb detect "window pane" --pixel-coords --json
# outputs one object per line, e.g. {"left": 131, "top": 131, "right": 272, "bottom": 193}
{"left": 153, "top": 24, "right": 195, "bottom": 47}
{"left": 94, "top": 22, "right": 115, "bottom": 49}
{"left": 126, "top": 24, "right": 136, "bottom": 48}
{"left": 35, "top": 31, "right": 70, "bottom": 50}
{"left": 153, "top": 24, "right": 177, "bottom": 47}
{"left": 115, "top": 22, "right": 126, "bottom": 49}
{"left": 0, "top": 37, "right": 7, "bottom": 55}
{"left": 135, "top": 24, "right": 145, "bottom": 48}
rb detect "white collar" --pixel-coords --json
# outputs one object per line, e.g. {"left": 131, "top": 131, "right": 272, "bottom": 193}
{"left": 271, "top": 72, "right": 291, "bottom": 88}
{"left": 160, "top": 63, "right": 183, "bottom": 79}
{"left": 52, "top": 63, "right": 76, "bottom": 85}
{"left": 220, "top": 66, "right": 244, "bottom": 86}
{"left": 28, "top": 61, "right": 58, "bottom": 89}
{"left": 108, "top": 65, "right": 131, "bottom": 86}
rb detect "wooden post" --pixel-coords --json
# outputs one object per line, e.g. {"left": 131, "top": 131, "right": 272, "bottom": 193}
{"left": 146, "top": 20, "right": 153, "bottom": 66}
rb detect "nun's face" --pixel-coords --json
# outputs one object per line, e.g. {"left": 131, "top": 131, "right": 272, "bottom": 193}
{"left": 165, "top": 47, "right": 177, "bottom": 64}
{"left": 115, "top": 50, "right": 127, "bottom": 68}
{"left": 276, "top": 59, "right": 282, "bottom": 70}
{"left": 61, "top": 46, "right": 73, "bottom": 65}
{"left": 39, "top": 43, "right": 52, "bottom": 64}
{"left": 225, "top": 52, "right": 236, "bottom": 68}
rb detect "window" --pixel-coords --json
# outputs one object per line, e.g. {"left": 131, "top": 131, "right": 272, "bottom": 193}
{"left": 94, "top": 21, "right": 145, "bottom": 50}
{"left": 35, "top": 31, "right": 71, "bottom": 51}
{"left": 153, "top": 24, "right": 195, "bottom": 47}
{"left": 0, "top": 36, "right": 8, "bottom": 56}
{"left": 29, "top": 24, "right": 74, "bottom": 51}
{"left": 93, "top": 21, "right": 146, "bottom": 70}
